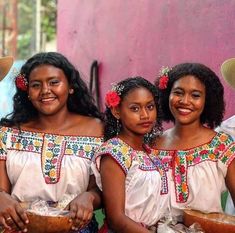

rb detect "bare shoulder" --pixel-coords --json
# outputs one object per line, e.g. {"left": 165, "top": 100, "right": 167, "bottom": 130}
{"left": 77, "top": 116, "right": 104, "bottom": 137}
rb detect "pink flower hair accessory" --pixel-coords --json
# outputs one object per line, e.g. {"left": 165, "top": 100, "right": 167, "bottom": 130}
{"left": 158, "top": 66, "right": 171, "bottom": 90}
{"left": 15, "top": 73, "right": 28, "bottom": 91}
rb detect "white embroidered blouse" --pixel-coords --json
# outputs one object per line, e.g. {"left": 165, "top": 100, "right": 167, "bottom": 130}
{"left": 153, "top": 132, "right": 235, "bottom": 219}
{"left": 92, "top": 137, "right": 169, "bottom": 227}
{"left": 0, "top": 126, "right": 103, "bottom": 205}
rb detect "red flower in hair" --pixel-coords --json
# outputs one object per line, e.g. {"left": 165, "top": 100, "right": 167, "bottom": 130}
{"left": 157, "top": 66, "right": 171, "bottom": 90}
{"left": 105, "top": 91, "right": 121, "bottom": 107}
{"left": 159, "top": 75, "right": 169, "bottom": 89}
{"left": 15, "top": 74, "right": 28, "bottom": 91}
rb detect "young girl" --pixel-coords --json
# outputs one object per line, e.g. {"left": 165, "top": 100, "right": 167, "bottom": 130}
{"left": 0, "top": 52, "right": 103, "bottom": 233}
{"left": 92, "top": 77, "right": 169, "bottom": 233}
{"left": 154, "top": 63, "right": 235, "bottom": 222}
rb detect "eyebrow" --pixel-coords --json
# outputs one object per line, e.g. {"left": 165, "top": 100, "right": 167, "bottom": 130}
{"left": 128, "top": 100, "right": 155, "bottom": 105}
{"left": 172, "top": 87, "right": 203, "bottom": 93}
{"left": 29, "top": 76, "right": 59, "bottom": 81}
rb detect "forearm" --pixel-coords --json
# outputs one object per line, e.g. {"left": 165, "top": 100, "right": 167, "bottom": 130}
{"left": 85, "top": 188, "right": 102, "bottom": 210}
{"left": 87, "top": 175, "right": 102, "bottom": 209}
{"left": 0, "top": 161, "right": 11, "bottom": 194}
{"left": 107, "top": 214, "right": 150, "bottom": 233}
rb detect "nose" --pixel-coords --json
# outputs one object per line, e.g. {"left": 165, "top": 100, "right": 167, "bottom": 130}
{"left": 140, "top": 108, "right": 149, "bottom": 119}
{"left": 179, "top": 94, "right": 190, "bottom": 104}
{"left": 41, "top": 83, "right": 51, "bottom": 94}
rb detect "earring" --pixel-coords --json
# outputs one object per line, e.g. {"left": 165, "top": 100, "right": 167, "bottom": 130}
{"left": 116, "top": 119, "right": 121, "bottom": 135}
{"left": 69, "top": 89, "right": 74, "bottom": 94}
{"left": 28, "top": 95, "right": 31, "bottom": 100}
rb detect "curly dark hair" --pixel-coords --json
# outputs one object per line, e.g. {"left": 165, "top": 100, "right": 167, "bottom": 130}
{"left": 155, "top": 63, "right": 225, "bottom": 129}
{"left": 1, "top": 52, "right": 103, "bottom": 127}
{"left": 104, "top": 76, "right": 163, "bottom": 144}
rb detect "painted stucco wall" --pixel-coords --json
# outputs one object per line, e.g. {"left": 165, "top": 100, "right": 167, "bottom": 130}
{"left": 57, "top": 0, "right": 235, "bottom": 119}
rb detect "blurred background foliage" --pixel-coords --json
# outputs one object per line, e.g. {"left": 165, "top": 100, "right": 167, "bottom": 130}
{"left": 0, "top": 0, "right": 57, "bottom": 59}
{"left": 17, "top": 0, "right": 57, "bottom": 59}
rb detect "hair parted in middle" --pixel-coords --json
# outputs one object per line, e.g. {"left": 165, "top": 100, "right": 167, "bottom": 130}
{"left": 155, "top": 62, "right": 225, "bottom": 129}
{"left": 104, "top": 76, "right": 162, "bottom": 144}
{"left": 0, "top": 52, "right": 103, "bottom": 127}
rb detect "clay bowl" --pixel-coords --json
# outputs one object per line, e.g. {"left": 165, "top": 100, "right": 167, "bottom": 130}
{"left": 183, "top": 209, "right": 235, "bottom": 233}
{"left": 26, "top": 211, "right": 73, "bottom": 233}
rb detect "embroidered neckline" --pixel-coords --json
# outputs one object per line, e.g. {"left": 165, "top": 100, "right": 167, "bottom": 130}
{"left": 1, "top": 126, "right": 103, "bottom": 184}
{"left": 2, "top": 126, "right": 103, "bottom": 138}
{"left": 155, "top": 132, "right": 235, "bottom": 203}
{"left": 115, "top": 137, "right": 150, "bottom": 153}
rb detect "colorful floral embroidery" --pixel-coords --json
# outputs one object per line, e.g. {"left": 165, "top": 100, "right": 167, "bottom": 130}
{"left": 96, "top": 138, "right": 133, "bottom": 173}
{"left": 148, "top": 150, "right": 168, "bottom": 194}
{"left": 172, "top": 151, "right": 189, "bottom": 202}
{"left": 156, "top": 132, "right": 235, "bottom": 203}
{"left": 96, "top": 137, "right": 168, "bottom": 194}
{"left": 0, "top": 127, "right": 103, "bottom": 184}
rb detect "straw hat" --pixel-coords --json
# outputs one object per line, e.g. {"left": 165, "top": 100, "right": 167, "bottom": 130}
{"left": 0, "top": 56, "right": 14, "bottom": 81}
{"left": 221, "top": 58, "right": 235, "bottom": 89}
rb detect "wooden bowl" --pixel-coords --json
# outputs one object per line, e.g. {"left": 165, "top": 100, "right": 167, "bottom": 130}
{"left": 183, "top": 209, "right": 235, "bottom": 233}
{"left": 26, "top": 211, "right": 73, "bottom": 233}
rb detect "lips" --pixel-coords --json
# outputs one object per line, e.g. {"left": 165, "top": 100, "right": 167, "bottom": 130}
{"left": 177, "top": 107, "right": 192, "bottom": 115}
{"left": 40, "top": 97, "right": 57, "bottom": 103}
{"left": 138, "top": 121, "right": 154, "bottom": 127}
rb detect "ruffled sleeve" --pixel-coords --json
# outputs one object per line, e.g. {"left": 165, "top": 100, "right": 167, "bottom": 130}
{"left": 216, "top": 133, "right": 235, "bottom": 176}
{"left": 94, "top": 137, "right": 133, "bottom": 174}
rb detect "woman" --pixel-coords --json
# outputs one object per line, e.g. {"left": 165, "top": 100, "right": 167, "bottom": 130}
{"left": 154, "top": 63, "right": 235, "bottom": 222}
{"left": 0, "top": 52, "right": 103, "bottom": 232}
{"left": 92, "top": 77, "right": 168, "bottom": 232}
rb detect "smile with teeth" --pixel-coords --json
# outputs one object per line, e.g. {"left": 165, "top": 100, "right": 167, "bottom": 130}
{"left": 41, "top": 97, "right": 56, "bottom": 103}
{"left": 178, "top": 108, "right": 192, "bottom": 114}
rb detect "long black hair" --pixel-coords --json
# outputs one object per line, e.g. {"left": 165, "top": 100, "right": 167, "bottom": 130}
{"left": 104, "top": 76, "right": 162, "bottom": 144}
{"left": 155, "top": 63, "right": 225, "bottom": 128}
{"left": 1, "top": 52, "right": 103, "bottom": 127}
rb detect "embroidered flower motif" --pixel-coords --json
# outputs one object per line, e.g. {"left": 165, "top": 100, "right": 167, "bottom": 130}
{"left": 217, "top": 144, "right": 225, "bottom": 151}
{"left": 178, "top": 193, "right": 184, "bottom": 202}
{"left": 105, "top": 91, "right": 121, "bottom": 107}
{"left": 15, "top": 74, "right": 28, "bottom": 91}
{"left": 158, "top": 66, "right": 171, "bottom": 90}
{"left": 179, "top": 165, "right": 185, "bottom": 174}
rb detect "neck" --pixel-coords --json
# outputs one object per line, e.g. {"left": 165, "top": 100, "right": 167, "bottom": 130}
{"left": 36, "top": 111, "right": 73, "bottom": 132}
{"left": 173, "top": 121, "right": 204, "bottom": 138}
{"left": 118, "top": 132, "right": 145, "bottom": 151}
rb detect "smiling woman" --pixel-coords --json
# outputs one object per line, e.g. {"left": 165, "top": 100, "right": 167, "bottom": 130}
{"left": 0, "top": 52, "right": 104, "bottom": 233}
{"left": 153, "top": 63, "right": 235, "bottom": 229}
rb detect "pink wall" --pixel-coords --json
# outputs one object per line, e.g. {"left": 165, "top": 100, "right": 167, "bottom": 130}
{"left": 57, "top": 0, "right": 235, "bottom": 119}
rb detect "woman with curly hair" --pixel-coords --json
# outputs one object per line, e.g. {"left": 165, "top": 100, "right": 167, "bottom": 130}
{"left": 92, "top": 77, "right": 169, "bottom": 233}
{"left": 0, "top": 52, "right": 103, "bottom": 233}
{"left": 154, "top": 63, "right": 235, "bottom": 222}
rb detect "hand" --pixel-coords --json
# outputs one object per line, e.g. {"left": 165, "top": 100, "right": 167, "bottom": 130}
{"left": 0, "top": 191, "right": 28, "bottom": 232}
{"left": 65, "top": 192, "right": 94, "bottom": 231}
